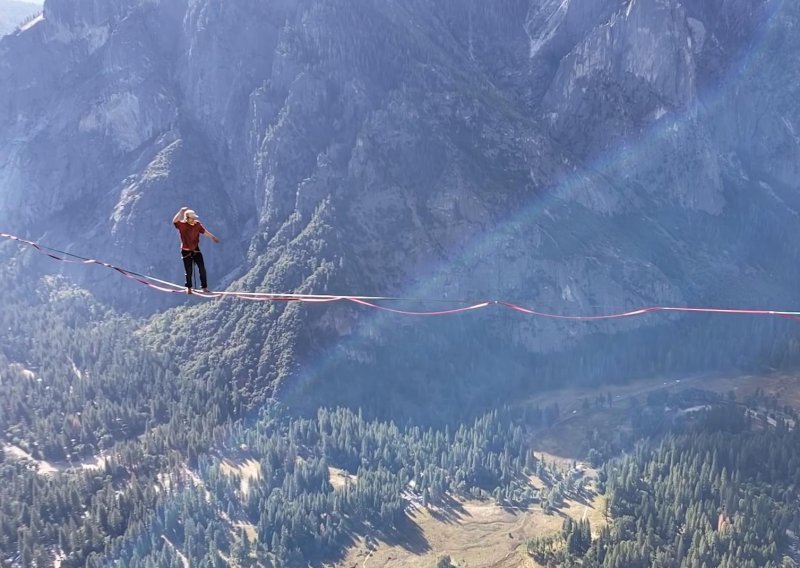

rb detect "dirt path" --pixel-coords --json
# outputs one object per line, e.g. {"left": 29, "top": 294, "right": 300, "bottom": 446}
{"left": 3, "top": 444, "right": 108, "bottom": 475}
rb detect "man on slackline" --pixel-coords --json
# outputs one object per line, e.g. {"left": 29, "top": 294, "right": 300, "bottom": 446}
{"left": 172, "top": 206, "right": 220, "bottom": 294}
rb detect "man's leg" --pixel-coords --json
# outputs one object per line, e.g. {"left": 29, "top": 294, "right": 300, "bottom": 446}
{"left": 182, "top": 251, "right": 194, "bottom": 290}
{"left": 194, "top": 251, "right": 208, "bottom": 290}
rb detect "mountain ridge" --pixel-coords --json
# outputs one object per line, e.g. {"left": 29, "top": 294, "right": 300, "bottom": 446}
{"left": 0, "top": 0, "right": 39, "bottom": 36}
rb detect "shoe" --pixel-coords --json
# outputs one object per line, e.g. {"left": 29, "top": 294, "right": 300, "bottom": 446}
{"left": 202, "top": 288, "right": 210, "bottom": 293}
{"left": 187, "top": 288, "right": 193, "bottom": 295}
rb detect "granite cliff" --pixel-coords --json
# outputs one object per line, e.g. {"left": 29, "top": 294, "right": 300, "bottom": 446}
{"left": 1, "top": 0, "right": 799, "bottom": 415}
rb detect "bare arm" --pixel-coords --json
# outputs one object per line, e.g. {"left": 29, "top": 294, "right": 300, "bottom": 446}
{"left": 203, "top": 229, "right": 220, "bottom": 244}
{"left": 172, "top": 207, "right": 188, "bottom": 224}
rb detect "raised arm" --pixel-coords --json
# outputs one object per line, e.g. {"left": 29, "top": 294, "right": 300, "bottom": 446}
{"left": 172, "top": 207, "right": 188, "bottom": 224}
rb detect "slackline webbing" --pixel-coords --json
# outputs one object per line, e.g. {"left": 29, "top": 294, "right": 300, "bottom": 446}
{"left": 3, "top": 232, "right": 799, "bottom": 321}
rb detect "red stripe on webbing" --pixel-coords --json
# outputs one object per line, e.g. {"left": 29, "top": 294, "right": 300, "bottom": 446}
{"left": 1, "top": 232, "right": 187, "bottom": 294}
{"left": 108, "top": 268, "right": 185, "bottom": 294}
{"left": 659, "top": 306, "right": 789, "bottom": 316}
{"left": 200, "top": 291, "right": 344, "bottom": 303}
{"left": 348, "top": 298, "right": 491, "bottom": 316}
{"left": 500, "top": 303, "right": 800, "bottom": 320}
{"left": 500, "top": 302, "right": 658, "bottom": 320}
{"left": 3, "top": 231, "right": 800, "bottom": 320}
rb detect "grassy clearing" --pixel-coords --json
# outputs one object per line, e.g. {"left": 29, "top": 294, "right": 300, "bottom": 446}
{"left": 3, "top": 444, "right": 108, "bottom": 475}
{"left": 334, "top": 372, "right": 800, "bottom": 567}
{"left": 699, "top": 373, "right": 800, "bottom": 405}
{"left": 7, "top": 363, "right": 36, "bottom": 380}
{"left": 219, "top": 458, "right": 261, "bottom": 496}
{"left": 336, "top": 489, "right": 606, "bottom": 568}
{"left": 232, "top": 522, "right": 258, "bottom": 546}
{"left": 329, "top": 466, "right": 357, "bottom": 490}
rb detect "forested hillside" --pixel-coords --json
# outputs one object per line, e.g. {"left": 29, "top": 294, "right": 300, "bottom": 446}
{"left": 7, "top": 353, "right": 800, "bottom": 567}
{"left": 528, "top": 405, "right": 800, "bottom": 567}
{"left": 4, "top": 266, "right": 800, "bottom": 567}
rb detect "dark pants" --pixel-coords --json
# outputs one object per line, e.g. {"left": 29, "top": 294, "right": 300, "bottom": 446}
{"left": 181, "top": 249, "right": 207, "bottom": 289}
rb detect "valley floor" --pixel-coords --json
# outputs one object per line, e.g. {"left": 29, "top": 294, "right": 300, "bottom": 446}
{"left": 337, "top": 490, "right": 605, "bottom": 568}
{"left": 335, "top": 371, "right": 800, "bottom": 568}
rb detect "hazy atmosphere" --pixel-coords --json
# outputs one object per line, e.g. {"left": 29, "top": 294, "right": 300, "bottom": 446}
{"left": 0, "top": 0, "right": 41, "bottom": 36}
{"left": 1, "top": 0, "right": 800, "bottom": 567}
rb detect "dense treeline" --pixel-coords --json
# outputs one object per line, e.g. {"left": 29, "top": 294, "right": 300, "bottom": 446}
{"left": 111, "top": 405, "right": 549, "bottom": 566}
{"left": 0, "top": 275, "right": 180, "bottom": 461}
{"left": 0, "top": 442, "right": 173, "bottom": 567}
{"left": 0, "top": 264, "right": 243, "bottom": 467}
{"left": 537, "top": 407, "right": 800, "bottom": 568}
{"left": 9, "top": 395, "right": 800, "bottom": 567}
{"left": 528, "top": 517, "right": 593, "bottom": 565}
{"left": 5, "top": 263, "right": 800, "bottom": 567}
{"left": 2, "top": 389, "right": 559, "bottom": 566}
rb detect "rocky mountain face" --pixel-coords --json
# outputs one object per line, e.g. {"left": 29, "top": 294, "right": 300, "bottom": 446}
{"left": 1, "top": 0, "right": 799, "bottom": 416}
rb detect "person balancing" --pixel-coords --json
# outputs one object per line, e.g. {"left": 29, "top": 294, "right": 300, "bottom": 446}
{"left": 172, "top": 206, "right": 220, "bottom": 294}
